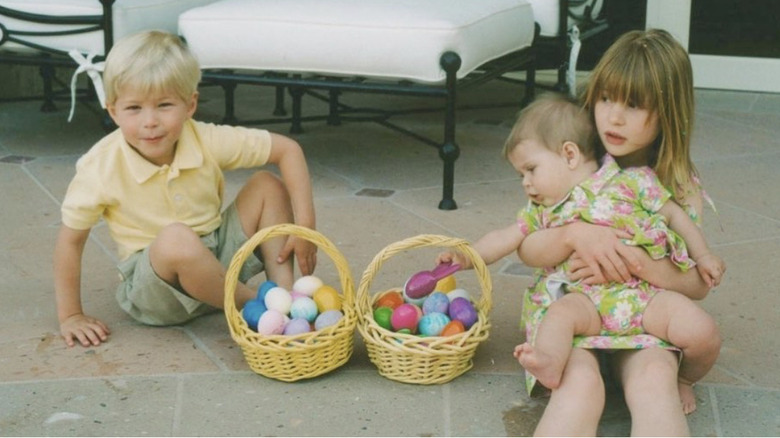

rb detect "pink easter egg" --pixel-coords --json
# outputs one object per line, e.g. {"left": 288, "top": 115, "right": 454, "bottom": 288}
{"left": 256, "top": 309, "right": 287, "bottom": 335}
{"left": 391, "top": 303, "right": 420, "bottom": 333}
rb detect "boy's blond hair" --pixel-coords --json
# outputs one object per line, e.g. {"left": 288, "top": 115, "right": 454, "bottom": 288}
{"left": 582, "top": 28, "right": 697, "bottom": 202}
{"left": 103, "top": 30, "right": 201, "bottom": 105}
{"left": 503, "top": 93, "right": 596, "bottom": 160}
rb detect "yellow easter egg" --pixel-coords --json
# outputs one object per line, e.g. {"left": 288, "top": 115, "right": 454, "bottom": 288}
{"left": 313, "top": 285, "right": 342, "bottom": 312}
{"left": 435, "top": 275, "right": 457, "bottom": 293}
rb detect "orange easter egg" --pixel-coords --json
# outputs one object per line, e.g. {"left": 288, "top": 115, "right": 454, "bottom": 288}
{"left": 375, "top": 290, "right": 404, "bottom": 309}
{"left": 440, "top": 320, "right": 465, "bottom": 337}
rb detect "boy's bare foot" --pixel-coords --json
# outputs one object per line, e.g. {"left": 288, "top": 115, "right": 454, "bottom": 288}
{"left": 679, "top": 381, "right": 697, "bottom": 414}
{"left": 513, "top": 343, "right": 563, "bottom": 389}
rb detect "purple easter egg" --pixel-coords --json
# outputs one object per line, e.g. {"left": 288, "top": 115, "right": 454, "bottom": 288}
{"left": 314, "top": 309, "right": 343, "bottom": 330}
{"left": 422, "top": 292, "right": 450, "bottom": 315}
{"left": 283, "top": 318, "right": 312, "bottom": 336}
{"left": 448, "top": 297, "right": 478, "bottom": 329}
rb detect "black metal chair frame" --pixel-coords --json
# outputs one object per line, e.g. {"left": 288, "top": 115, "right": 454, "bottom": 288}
{"left": 0, "top": 0, "right": 115, "bottom": 111}
{"left": 203, "top": 46, "right": 536, "bottom": 211}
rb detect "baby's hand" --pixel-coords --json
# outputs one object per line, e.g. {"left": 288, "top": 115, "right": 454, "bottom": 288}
{"left": 60, "top": 313, "right": 110, "bottom": 348}
{"left": 436, "top": 251, "right": 471, "bottom": 270}
{"left": 695, "top": 253, "right": 726, "bottom": 288}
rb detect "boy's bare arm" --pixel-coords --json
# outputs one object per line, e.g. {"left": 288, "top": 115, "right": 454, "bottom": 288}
{"left": 267, "top": 133, "right": 317, "bottom": 274}
{"left": 54, "top": 225, "right": 110, "bottom": 347}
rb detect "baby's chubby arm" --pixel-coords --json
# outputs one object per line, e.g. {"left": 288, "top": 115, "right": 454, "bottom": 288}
{"left": 437, "top": 222, "right": 527, "bottom": 270}
{"left": 518, "top": 222, "right": 638, "bottom": 282}
{"left": 266, "top": 133, "right": 318, "bottom": 275}
{"left": 658, "top": 200, "right": 726, "bottom": 288}
{"left": 54, "top": 225, "right": 110, "bottom": 347}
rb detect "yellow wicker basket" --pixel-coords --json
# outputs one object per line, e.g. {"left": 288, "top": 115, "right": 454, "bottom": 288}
{"left": 356, "top": 234, "right": 492, "bottom": 384}
{"left": 224, "top": 224, "right": 356, "bottom": 382}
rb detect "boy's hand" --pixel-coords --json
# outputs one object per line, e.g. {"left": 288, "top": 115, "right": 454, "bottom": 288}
{"left": 278, "top": 235, "right": 318, "bottom": 275}
{"left": 436, "top": 251, "right": 471, "bottom": 270}
{"left": 695, "top": 253, "right": 726, "bottom": 288}
{"left": 60, "top": 313, "right": 110, "bottom": 347}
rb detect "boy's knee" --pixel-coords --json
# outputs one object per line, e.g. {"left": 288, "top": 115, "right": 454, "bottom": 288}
{"left": 152, "top": 223, "right": 203, "bottom": 257}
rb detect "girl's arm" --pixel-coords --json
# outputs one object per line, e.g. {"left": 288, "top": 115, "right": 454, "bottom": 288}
{"left": 54, "top": 225, "right": 110, "bottom": 347}
{"left": 518, "top": 222, "right": 639, "bottom": 282}
{"left": 659, "top": 200, "right": 725, "bottom": 287}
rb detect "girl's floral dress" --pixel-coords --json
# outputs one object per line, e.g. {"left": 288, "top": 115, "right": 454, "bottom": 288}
{"left": 518, "top": 154, "right": 704, "bottom": 394}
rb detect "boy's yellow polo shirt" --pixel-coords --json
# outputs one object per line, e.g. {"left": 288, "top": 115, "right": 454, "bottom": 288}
{"left": 61, "top": 119, "right": 272, "bottom": 261}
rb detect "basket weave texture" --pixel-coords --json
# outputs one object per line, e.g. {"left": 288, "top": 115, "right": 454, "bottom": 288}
{"left": 356, "top": 234, "right": 492, "bottom": 384}
{"left": 224, "top": 224, "right": 356, "bottom": 382}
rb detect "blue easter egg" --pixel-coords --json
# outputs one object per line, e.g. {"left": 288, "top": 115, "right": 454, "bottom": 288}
{"left": 418, "top": 312, "right": 451, "bottom": 336}
{"left": 290, "top": 296, "right": 319, "bottom": 322}
{"left": 242, "top": 299, "right": 267, "bottom": 331}
{"left": 258, "top": 280, "right": 278, "bottom": 301}
{"left": 283, "top": 318, "right": 312, "bottom": 336}
{"left": 422, "top": 292, "right": 450, "bottom": 315}
{"left": 314, "top": 310, "right": 343, "bottom": 330}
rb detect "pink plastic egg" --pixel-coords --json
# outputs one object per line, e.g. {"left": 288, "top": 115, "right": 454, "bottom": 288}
{"left": 391, "top": 303, "right": 420, "bottom": 333}
{"left": 448, "top": 297, "right": 478, "bottom": 329}
{"left": 256, "top": 309, "right": 287, "bottom": 335}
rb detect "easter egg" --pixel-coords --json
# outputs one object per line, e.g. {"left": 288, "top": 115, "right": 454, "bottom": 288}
{"left": 449, "top": 297, "right": 478, "bottom": 329}
{"left": 374, "top": 290, "right": 404, "bottom": 310}
{"left": 314, "top": 309, "right": 343, "bottom": 330}
{"left": 446, "top": 288, "right": 471, "bottom": 303}
{"left": 435, "top": 275, "right": 457, "bottom": 293}
{"left": 313, "top": 285, "right": 342, "bottom": 312}
{"left": 290, "top": 296, "right": 318, "bottom": 322}
{"left": 418, "top": 312, "right": 451, "bottom": 336}
{"left": 402, "top": 288, "right": 426, "bottom": 307}
{"left": 440, "top": 320, "right": 465, "bottom": 337}
{"left": 264, "top": 287, "right": 293, "bottom": 314}
{"left": 391, "top": 303, "right": 420, "bottom": 333}
{"left": 373, "top": 306, "right": 393, "bottom": 331}
{"left": 396, "top": 328, "right": 412, "bottom": 335}
{"left": 256, "top": 309, "right": 287, "bottom": 335}
{"left": 422, "top": 292, "right": 450, "bottom": 315}
{"left": 283, "top": 318, "right": 312, "bottom": 336}
{"left": 257, "top": 280, "right": 278, "bottom": 301}
{"left": 241, "top": 299, "right": 267, "bottom": 331}
{"left": 293, "top": 275, "right": 323, "bottom": 296}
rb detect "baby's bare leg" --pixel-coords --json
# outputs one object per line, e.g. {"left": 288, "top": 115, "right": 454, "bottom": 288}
{"left": 233, "top": 171, "right": 295, "bottom": 289}
{"left": 149, "top": 223, "right": 256, "bottom": 309}
{"left": 642, "top": 290, "right": 721, "bottom": 414}
{"left": 514, "top": 293, "right": 601, "bottom": 389}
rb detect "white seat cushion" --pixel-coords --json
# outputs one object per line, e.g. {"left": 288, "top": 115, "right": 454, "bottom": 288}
{"left": 0, "top": 0, "right": 217, "bottom": 55}
{"left": 179, "top": 0, "right": 535, "bottom": 84}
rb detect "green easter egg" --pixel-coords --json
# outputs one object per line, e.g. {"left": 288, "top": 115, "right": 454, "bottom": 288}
{"left": 373, "top": 306, "right": 393, "bottom": 331}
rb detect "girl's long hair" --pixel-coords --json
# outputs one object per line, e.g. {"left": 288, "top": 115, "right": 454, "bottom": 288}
{"left": 583, "top": 28, "right": 697, "bottom": 202}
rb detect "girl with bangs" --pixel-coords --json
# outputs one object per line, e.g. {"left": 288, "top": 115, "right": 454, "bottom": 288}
{"left": 518, "top": 29, "right": 724, "bottom": 436}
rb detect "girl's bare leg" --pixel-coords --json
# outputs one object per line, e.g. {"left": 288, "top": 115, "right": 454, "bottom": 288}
{"left": 233, "top": 171, "right": 295, "bottom": 289}
{"left": 148, "top": 223, "right": 256, "bottom": 309}
{"left": 614, "top": 348, "right": 690, "bottom": 436}
{"left": 642, "top": 290, "right": 721, "bottom": 414}
{"left": 514, "top": 293, "right": 601, "bottom": 389}
{"left": 534, "top": 348, "right": 605, "bottom": 436}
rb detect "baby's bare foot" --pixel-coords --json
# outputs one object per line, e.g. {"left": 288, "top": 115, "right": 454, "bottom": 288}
{"left": 514, "top": 343, "right": 563, "bottom": 389}
{"left": 678, "top": 381, "right": 697, "bottom": 415}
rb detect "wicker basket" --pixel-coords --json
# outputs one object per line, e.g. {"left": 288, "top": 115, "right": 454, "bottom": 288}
{"left": 356, "top": 234, "right": 492, "bottom": 384}
{"left": 224, "top": 224, "right": 356, "bottom": 382}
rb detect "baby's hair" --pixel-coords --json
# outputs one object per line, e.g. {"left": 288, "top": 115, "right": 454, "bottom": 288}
{"left": 582, "top": 28, "right": 697, "bottom": 202}
{"left": 103, "top": 30, "right": 201, "bottom": 105}
{"left": 503, "top": 92, "right": 596, "bottom": 161}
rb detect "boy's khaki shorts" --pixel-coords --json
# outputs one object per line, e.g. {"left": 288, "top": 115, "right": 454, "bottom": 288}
{"left": 115, "top": 203, "right": 264, "bottom": 326}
